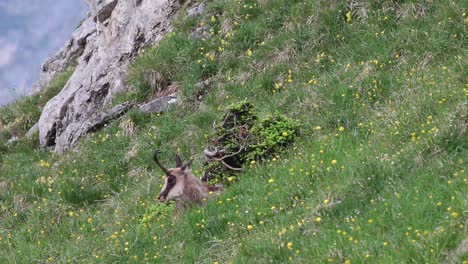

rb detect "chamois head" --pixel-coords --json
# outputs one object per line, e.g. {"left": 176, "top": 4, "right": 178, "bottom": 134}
{"left": 153, "top": 150, "right": 194, "bottom": 203}
{"left": 154, "top": 150, "right": 221, "bottom": 211}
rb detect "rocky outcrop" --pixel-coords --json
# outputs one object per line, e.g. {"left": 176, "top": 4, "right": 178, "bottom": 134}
{"left": 61, "top": 101, "right": 132, "bottom": 148}
{"left": 29, "top": 14, "right": 97, "bottom": 95}
{"left": 38, "top": 0, "right": 181, "bottom": 153}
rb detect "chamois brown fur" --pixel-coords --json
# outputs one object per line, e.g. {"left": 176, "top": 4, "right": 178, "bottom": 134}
{"left": 154, "top": 150, "right": 221, "bottom": 211}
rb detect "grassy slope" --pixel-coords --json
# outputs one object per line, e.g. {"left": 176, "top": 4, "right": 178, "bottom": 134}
{"left": 0, "top": 0, "right": 467, "bottom": 263}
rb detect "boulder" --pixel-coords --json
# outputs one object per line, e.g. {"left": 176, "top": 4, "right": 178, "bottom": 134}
{"left": 59, "top": 101, "right": 132, "bottom": 148}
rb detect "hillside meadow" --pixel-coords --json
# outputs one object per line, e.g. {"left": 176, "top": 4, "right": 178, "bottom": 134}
{"left": 0, "top": 0, "right": 466, "bottom": 263}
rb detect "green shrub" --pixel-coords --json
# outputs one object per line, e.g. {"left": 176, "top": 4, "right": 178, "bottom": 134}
{"left": 203, "top": 100, "right": 299, "bottom": 183}
{"left": 248, "top": 113, "right": 300, "bottom": 161}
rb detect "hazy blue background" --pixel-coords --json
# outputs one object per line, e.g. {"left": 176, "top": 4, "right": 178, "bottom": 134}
{"left": 0, "top": 0, "right": 87, "bottom": 106}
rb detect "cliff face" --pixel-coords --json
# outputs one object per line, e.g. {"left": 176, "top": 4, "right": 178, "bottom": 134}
{"left": 37, "top": 0, "right": 180, "bottom": 153}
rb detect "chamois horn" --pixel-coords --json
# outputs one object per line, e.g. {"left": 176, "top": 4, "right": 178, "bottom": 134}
{"left": 153, "top": 150, "right": 170, "bottom": 175}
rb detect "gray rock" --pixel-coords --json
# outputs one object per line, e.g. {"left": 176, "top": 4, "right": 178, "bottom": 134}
{"left": 187, "top": 3, "right": 208, "bottom": 39}
{"left": 445, "top": 238, "right": 468, "bottom": 264}
{"left": 25, "top": 122, "right": 39, "bottom": 139}
{"left": 187, "top": 3, "right": 205, "bottom": 17}
{"left": 6, "top": 136, "right": 19, "bottom": 145}
{"left": 95, "top": 0, "right": 118, "bottom": 23}
{"left": 195, "top": 78, "right": 213, "bottom": 102}
{"left": 29, "top": 17, "right": 97, "bottom": 95}
{"left": 196, "top": 78, "right": 211, "bottom": 88}
{"left": 38, "top": 0, "right": 180, "bottom": 153}
{"left": 139, "top": 95, "right": 178, "bottom": 114}
{"left": 55, "top": 101, "right": 132, "bottom": 149}
{"left": 190, "top": 25, "right": 209, "bottom": 39}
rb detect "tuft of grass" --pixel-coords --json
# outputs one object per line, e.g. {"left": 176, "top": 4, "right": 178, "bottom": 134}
{"left": 0, "top": 96, "right": 40, "bottom": 139}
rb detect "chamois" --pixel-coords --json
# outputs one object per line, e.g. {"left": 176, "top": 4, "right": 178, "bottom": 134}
{"left": 153, "top": 150, "right": 220, "bottom": 211}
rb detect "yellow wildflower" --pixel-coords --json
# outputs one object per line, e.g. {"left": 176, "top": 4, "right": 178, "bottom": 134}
{"left": 345, "top": 11, "right": 352, "bottom": 23}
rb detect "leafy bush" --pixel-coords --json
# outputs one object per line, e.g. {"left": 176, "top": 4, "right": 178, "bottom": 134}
{"left": 248, "top": 113, "right": 300, "bottom": 161}
{"left": 203, "top": 100, "right": 299, "bottom": 183}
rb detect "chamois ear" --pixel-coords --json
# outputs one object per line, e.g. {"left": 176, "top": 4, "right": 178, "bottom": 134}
{"left": 175, "top": 154, "right": 184, "bottom": 168}
{"left": 181, "top": 158, "right": 194, "bottom": 171}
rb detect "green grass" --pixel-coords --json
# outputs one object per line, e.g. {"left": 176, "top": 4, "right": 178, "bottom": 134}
{"left": 0, "top": 0, "right": 467, "bottom": 263}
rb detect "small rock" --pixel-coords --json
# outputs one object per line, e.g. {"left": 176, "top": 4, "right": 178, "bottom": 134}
{"left": 7, "top": 136, "right": 19, "bottom": 145}
{"left": 190, "top": 25, "right": 209, "bottom": 39}
{"left": 195, "top": 78, "right": 213, "bottom": 102}
{"left": 196, "top": 78, "right": 211, "bottom": 88}
{"left": 0, "top": 181, "right": 11, "bottom": 193}
{"left": 187, "top": 3, "right": 205, "bottom": 17}
{"left": 445, "top": 238, "right": 468, "bottom": 264}
{"left": 139, "top": 95, "right": 178, "bottom": 114}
